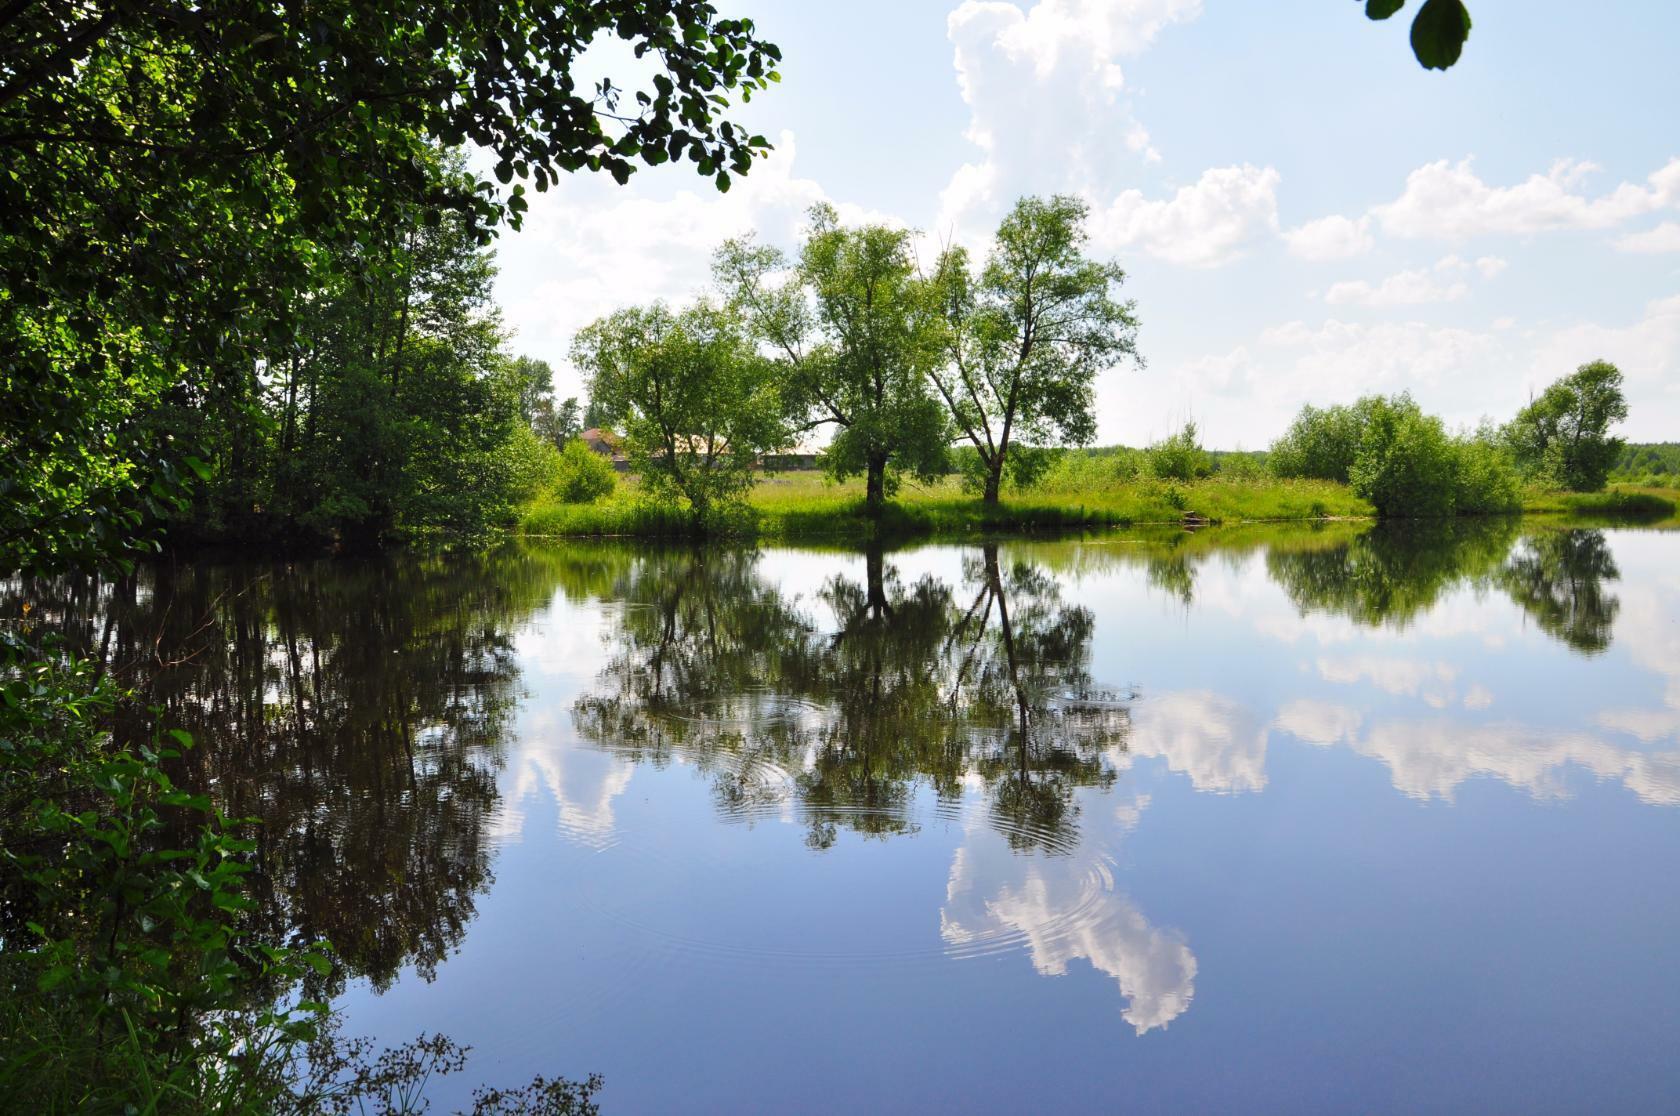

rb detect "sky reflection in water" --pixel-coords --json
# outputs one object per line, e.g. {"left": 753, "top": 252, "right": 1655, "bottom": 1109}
{"left": 40, "top": 522, "right": 1680, "bottom": 1112}
{"left": 346, "top": 522, "right": 1674, "bottom": 1112}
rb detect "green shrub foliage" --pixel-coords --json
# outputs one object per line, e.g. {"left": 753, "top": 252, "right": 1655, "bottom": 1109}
{"left": 1148, "top": 421, "right": 1214, "bottom": 482}
{"left": 554, "top": 439, "right": 619, "bottom": 505}
{"left": 1273, "top": 394, "right": 1520, "bottom": 518}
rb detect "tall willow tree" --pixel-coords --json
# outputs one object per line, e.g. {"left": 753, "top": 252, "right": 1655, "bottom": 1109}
{"left": 931, "top": 196, "right": 1140, "bottom": 505}
{"left": 717, "top": 205, "right": 948, "bottom": 515}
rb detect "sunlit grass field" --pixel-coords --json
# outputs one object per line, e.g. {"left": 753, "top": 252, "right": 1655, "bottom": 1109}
{"left": 520, "top": 470, "right": 1375, "bottom": 540}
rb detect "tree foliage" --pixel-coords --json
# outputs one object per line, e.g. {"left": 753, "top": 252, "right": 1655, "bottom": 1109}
{"left": 1272, "top": 394, "right": 1521, "bottom": 518}
{"left": 573, "top": 302, "right": 786, "bottom": 527}
{"left": 1361, "top": 0, "right": 1473, "bottom": 70}
{"left": 931, "top": 195, "right": 1139, "bottom": 504}
{"left": 2, "top": 0, "right": 781, "bottom": 572}
{"left": 1503, "top": 360, "right": 1628, "bottom": 492}
{"left": 717, "top": 205, "right": 948, "bottom": 513}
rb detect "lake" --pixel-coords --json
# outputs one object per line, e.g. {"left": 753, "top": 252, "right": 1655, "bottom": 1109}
{"left": 33, "top": 520, "right": 1680, "bottom": 1112}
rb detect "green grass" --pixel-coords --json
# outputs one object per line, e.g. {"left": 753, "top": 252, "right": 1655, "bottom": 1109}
{"left": 519, "top": 471, "right": 1374, "bottom": 541}
{"left": 1520, "top": 483, "right": 1679, "bottom": 521}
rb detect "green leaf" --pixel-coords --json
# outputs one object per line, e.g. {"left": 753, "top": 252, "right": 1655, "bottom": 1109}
{"left": 1411, "top": 0, "right": 1471, "bottom": 70}
{"left": 1366, "top": 0, "right": 1405, "bottom": 19}
{"left": 166, "top": 728, "right": 193, "bottom": 748}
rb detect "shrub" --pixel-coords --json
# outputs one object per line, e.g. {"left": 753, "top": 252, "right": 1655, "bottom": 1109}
{"left": 1214, "top": 451, "right": 1268, "bottom": 481}
{"left": 1269, "top": 400, "right": 1374, "bottom": 481}
{"left": 1347, "top": 395, "right": 1461, "bottom": 517}
{"left": 1451, "top": 436, "right": 1523, "bottom": 515}
{"left": 1147, "top": 421, "right": 1213, "bottom": 482}
{"left": 553, "top": 438, "right": 617, "bottom": 504}
{"left": 505, "top": 424, "right": 565, "bottom": 502}
{"left": 960, "top": 444, "right": 1059, "bottom": 494}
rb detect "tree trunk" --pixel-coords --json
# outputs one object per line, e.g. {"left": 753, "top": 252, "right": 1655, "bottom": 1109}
{"left": 982, "top": 461, "right": 1003, "bottom": 507}
{"left": 865, "top": 455, "right": 887, "bottom": 516}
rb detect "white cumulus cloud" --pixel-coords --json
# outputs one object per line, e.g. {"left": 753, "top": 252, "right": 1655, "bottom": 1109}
{"left": 1615, "top": 221, "right": 1680, "bottom": 254}
{"left": 1283, "top": 214, "right": 1374, "bottom": 261}
{"left": 1092, "top": 164, "right": 1281, "bottom": 267}
{"left": 1371, "top": 156, "right": 1680, "bottom": 240}
{"left": 938, "top": 0, "right": 1204, "bottom": 245}
{"left": 1324, "top": 268, "right": 1468, "bottom": 307}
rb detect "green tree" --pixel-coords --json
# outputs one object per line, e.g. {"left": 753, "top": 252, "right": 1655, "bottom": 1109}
{"left": 717, "top": 205, "right": 948, "bottom": 515}
{"left": 513, "top": 356, "right": 557, "bottom": 429}
{"left": 1504, "top": 360, "right": 1629, "bottom": 492}
{"left": 1361, "top": 0, "right": 1473, "bottom": 70}
{"left": 159, "top": 149, "right": 521, "bottom": 547}
{"left": 554, "top": 397, "right": 585, "bottom": 445}
{"left": 3, "top": 0, "right": 780, "bottom": 573}
{"left": 931, "top": 195, "right": 1140, "bottom": 505}
{"left": 573, "top": 301, "right": 786, "bottom": 528}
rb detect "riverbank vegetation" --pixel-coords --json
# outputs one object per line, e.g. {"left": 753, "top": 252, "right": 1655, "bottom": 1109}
{"left": 520, "top": 358, "right": 1653, "bottom": 539}
{"left": 3, "top": 0, "right": 781, "bottom": 1106}
{"left": 522, "top": 471, "right": 1374, "bottom": 540}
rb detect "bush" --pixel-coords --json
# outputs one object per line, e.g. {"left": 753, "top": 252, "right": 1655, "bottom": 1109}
{"left": 1272, "top": 395, "right": 1521, "bottom": 518}
{"left": 1347, "top": 396, "right": 1460, "bottom": 517}
{"left": 1213, "top": 451, "right": 1268, "bottom": 481}
{"left": 1034, "top": 448, "right": 1144, "bottom": 492}
{"left": 552, "top": 438, "right": 617, "bottom": 504}
{"left": 505, "top": 424, "right": 565, "bottom": 502}
{"left": 1269, "top": 400, "right": 1374, "bottom": 482}
{"left": 1147, "top": 421, "right": 1213, "bottom": 482}
{"left": 1451, "top": 436, "right": 1523, "bottom": 515}
{"left": 958, "top": 444, "right": 1059, "bottom": 495}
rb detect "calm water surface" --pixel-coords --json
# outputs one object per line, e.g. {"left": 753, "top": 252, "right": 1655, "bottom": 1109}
{"left": 35, "top": 521, "right": 1680, "bottom": 1112}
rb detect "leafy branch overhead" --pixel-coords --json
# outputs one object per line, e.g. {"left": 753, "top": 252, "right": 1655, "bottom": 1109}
{"left": 1364, "top": 0, "right": 1473, "bottom": 70}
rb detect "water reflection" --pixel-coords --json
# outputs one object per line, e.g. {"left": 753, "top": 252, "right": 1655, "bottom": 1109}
{"left": 1496, "top": 529, "right": 1621, "bottom": 653}
{"left": 5, "top": 550, "right": 566, "bottom": 991}
{"left": 941, "top": 830, "right": 1197, "bottom": 1034}
{"left": 571, "top": 544, "right": 1131, "bottom": 854}
{"left": 9, "top": 520, "right": 1676, "bottom": 1068}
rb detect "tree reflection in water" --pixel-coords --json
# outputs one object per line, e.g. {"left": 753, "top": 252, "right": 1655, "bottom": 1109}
{"left": 1265, "top": 520, "right": 1623, "bottom": 648}
{"left": 1, "top": 521, "right": 1637, "bottom": 1035}
{"left": 4, "top": 548, "right": 566, "bottom": 993}
{"left": 1495, "top": 529, "right": 1622, "bottom": 654}
{"left": 572, "top": 543, "right": 1131, "bottom": 854}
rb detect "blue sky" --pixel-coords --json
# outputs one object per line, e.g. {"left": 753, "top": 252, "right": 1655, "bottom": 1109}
{"left": 493, "top": 0, "right": 1680, "bottom": 447}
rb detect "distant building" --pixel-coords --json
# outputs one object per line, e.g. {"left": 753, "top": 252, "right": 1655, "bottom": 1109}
{"left": 578, "top": 427, "right": 630, "bottom": 472}
{"left": 579, "top": 427, "right": 620, "bottom": 455}
{"left": 576, "top": 428, "right": 821, "bottom": 474}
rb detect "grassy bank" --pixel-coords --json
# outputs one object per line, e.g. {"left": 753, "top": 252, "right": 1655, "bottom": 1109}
{"left": 521, "top": 472, "right": 1373, "bottom": 540}
{"left": 521, "top": 472, "right": 1680, "bottom": 541}
{"left": 1519, "top": 484, "right": 1679, "bottom": 520}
